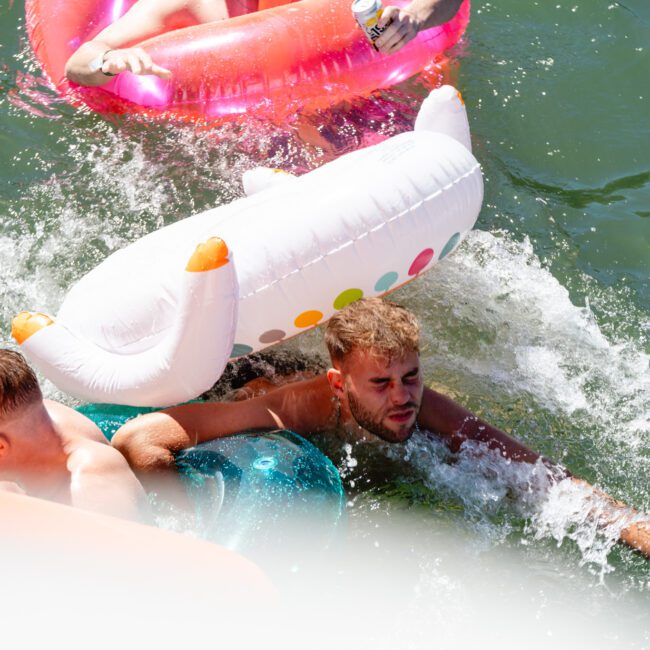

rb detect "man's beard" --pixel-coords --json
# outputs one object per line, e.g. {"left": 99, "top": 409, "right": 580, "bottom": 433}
{"left": 347, "top": 390, "right": 418, "bottom": 443}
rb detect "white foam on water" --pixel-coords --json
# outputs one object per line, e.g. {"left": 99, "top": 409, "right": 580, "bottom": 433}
{"left": 2, "top": 115, "right": 648, "bottom": 601}
{"left": 384, "top": 431, "right": 643, "bottom": 578}
{"left": 528, "top": 476, "right": 645, "bottom": 572}
{"left": 416, "top": 230, "right": 648, "bottom": 437}
{"left": 391, "top": 229, "right": 649, "bottom": 572}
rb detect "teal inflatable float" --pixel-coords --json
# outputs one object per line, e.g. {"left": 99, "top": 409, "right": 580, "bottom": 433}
{"left": 78, "top": 403, "right": 345, "bottom": 551}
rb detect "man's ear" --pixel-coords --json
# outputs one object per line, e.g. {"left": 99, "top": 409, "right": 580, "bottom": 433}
{"left": 326, "top": 368, "right": 345, "bottom": 399}
{"left": 0, "top": 434, "right": 10, "bottom": 461}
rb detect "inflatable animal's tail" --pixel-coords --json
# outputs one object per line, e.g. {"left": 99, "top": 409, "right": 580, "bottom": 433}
{"left": 243, "top": 85, "right": 473, "bottom": 199}
{"left": 242, "top": 167, "right": 296, "bottom": 196}
{"left": 12, "top": 238, "right": 238, "bottom": 407}
{"left": 414, "top": 85, "right": 472, "bottom": 152}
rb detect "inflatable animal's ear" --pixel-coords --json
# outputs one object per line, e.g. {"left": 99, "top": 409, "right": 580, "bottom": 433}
{"left": 242, "top": 168, "right": 297, "bottom": 197}
{"left": 414, "top": 85, "right": 472, "bottom": 152}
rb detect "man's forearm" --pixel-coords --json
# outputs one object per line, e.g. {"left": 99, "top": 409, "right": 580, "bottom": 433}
{"left": 419, "top": 388, "right": 650, "bottom": 560}
{"left": 111, "top": 398, "right": 286, "bottom": 475}
{"left": 571, "top": 478, "right": 650, "bottom": 560}
{"left": 620, "top": 522, "right": 650, "bottom": 557}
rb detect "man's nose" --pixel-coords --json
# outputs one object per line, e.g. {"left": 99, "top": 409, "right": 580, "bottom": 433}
{"left": 389, "top": 381, "right": 410, "bottom": 404}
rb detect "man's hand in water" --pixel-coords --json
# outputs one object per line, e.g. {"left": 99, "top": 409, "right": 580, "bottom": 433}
{"left": 570, "top": 477, "right": 650, "bottom": 557}
{"left": 100, "top": 48, "right": 172, "bottom": 79}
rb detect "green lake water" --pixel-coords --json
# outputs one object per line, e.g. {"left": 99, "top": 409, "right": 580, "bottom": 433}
{"left": 0, "top": 0, "right": 648, "bottom": 637}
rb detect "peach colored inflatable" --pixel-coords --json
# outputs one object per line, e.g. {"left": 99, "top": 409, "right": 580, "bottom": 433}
{"left": 0, "top": 491, "right": 274, "bottom": 602}
{"left": 26, "top": 0, "right": 470, "bottom": 118}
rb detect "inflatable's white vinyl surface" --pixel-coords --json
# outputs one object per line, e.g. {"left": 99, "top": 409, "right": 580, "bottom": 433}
{"left": 13, "top": 86, "right": 483, "bottom": 406}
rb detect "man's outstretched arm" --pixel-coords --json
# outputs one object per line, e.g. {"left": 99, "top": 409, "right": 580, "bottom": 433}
{"left": 418, "top": 387, "right": 650, "bottom": 559}
{"left": 620, "top": 522, "right": 650, "bottom": 557}
{"left": 111, "top": 376, "right": 335, "bottom": 475}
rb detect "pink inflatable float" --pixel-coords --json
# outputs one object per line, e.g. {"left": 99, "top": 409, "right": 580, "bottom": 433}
{"left": 26, "top": 0, "right": 470, "bottom": 119}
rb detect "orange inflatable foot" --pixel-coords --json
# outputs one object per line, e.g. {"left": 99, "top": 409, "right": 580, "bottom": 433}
{"left": 11, "top": 312, "right": 54, "bottom": 345}
{"left": 185, "top": 237, "right": 229, "bottom": 273}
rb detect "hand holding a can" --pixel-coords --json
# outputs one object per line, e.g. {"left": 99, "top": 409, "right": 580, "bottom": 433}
{"left": 373, "top": 0, "right": 464, "bottom": 54}
{"left": 373, "top": 6, "right": 420, "bottom": 54}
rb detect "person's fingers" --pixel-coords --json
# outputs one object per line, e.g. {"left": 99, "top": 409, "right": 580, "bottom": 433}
{"left": 105, "top": 58, "right": 127, "bottom": 75}
{"left": 388, "top": 20, "right": 418, "bottom": 53}
{"left": 387, "top": 34, "right": 409, "bottom": 54}
{"left": 126, "top": 52, "right": 143, "bottom": 75}
{"left": 137, "top": 49, "right": 155, "bottom": 70}
{"left": 374, "top": 22, "right": 399, "bottom": 50}
{"left": 388, "top": 26, "right": 416, "bottom": 53}
{"left": 375, "top": 16, "right": 408, "bottom": 50}
{"left": 103, "top": 49, "right": 171, "bottom": 78}
{"left": 150, "top": 63, "right": 173, "bottom": 80}
{"left": 101, "top": 51, "right": 120, "bottom": 75}
{"left": 377, "top": 5, "right": 398, "bottom": 28}
{"left": 376, "top": 20, "right": 411, "bottom": 52}
{"left": 137, "top": 51, "right": 168, "bottom": 78}
{"left": 105, "top": 50, "right": 133, "bottom": 75}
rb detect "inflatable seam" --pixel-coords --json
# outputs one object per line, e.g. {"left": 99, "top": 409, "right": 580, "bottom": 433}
{"left": 240, "top": 162, "right": 481, "bottom": 300}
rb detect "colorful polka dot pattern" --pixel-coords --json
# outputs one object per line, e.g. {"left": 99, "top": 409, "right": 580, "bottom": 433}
{"left": 294, "top": 310, "right": 323, "bottom": 328}
{"left": 258, "top": 329, "right": 286, "bottom": 344}
{"left": 230, "top": 343, "right": 253, "bottom": 358}
{"left": 333, "top": 288, "right": 363, "bottom": 310}
{"left": 374, "top": 271, "right": 398, "bottom": 292}
{"left": 232, "top": 233, "right": 463, "bottom": 354}
{"left": 439, "top": 232, "right": 460, "bottom": 260}
{"left": 408, "top": 248, "right": 434, "bottom": 276}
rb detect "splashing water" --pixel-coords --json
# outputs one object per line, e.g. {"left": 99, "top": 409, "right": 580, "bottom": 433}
{"left": 2, "top": 4, "right": 649, "bottom": 628}
{"left": 366, "top": 229, "right": 650, "bottom": 576}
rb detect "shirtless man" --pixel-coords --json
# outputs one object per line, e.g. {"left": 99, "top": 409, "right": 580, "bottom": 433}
{"left": 64, "top": 0, "right": 464, "bottom": 86}
{"left": 112, "top": 298, "right": 650, "bottom": 557}
{"left": 0, "top": 349, "right": 150, "bottom": 522}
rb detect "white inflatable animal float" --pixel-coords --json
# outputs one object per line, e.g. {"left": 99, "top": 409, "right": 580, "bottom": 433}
{"left": 12, "top": 86, "right": 483, "bottom": 407}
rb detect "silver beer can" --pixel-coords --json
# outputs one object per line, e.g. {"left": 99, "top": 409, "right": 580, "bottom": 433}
{"left": 351, "top": 0, "right": 387, "bottom": 45}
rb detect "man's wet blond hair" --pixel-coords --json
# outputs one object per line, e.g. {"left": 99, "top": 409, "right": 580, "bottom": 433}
{"left": 325, "top": 298, "right": 420, "bottom": 365}
{"left": 0, "top": 349, "right": 42, "bottom": 418}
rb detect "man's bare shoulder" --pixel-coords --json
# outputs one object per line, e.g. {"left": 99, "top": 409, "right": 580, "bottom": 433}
{"left": 152, "top": 375, "right": 333, "bottom": 439}
{"left": 65, "top": 435, "right": 150, "bottom": 521}
{"left": 258, "top": 374, "right": 336, "bottom": 435}
{"left": 44, "top": 400, "right": 106, "bottom": 443}
{"left": 66, "top": 437, "right": 133, "bottom": 477}
{"left": 267, "top": 373, "right": 331, "bottom": 398}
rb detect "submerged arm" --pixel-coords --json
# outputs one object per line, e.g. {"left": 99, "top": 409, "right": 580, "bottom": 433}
{"left": 418, "top": 387, "right": 541, "bottom": 463}
{"left": 619, "top": 522, "right": 650, "bottom": 557}
{"left": 418, "top": 387, "right": 650, "bottom": 559}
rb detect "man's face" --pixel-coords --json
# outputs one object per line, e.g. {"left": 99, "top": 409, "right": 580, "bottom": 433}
{"left": 329, "top": 349, "right": 424, "bottom": 443}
